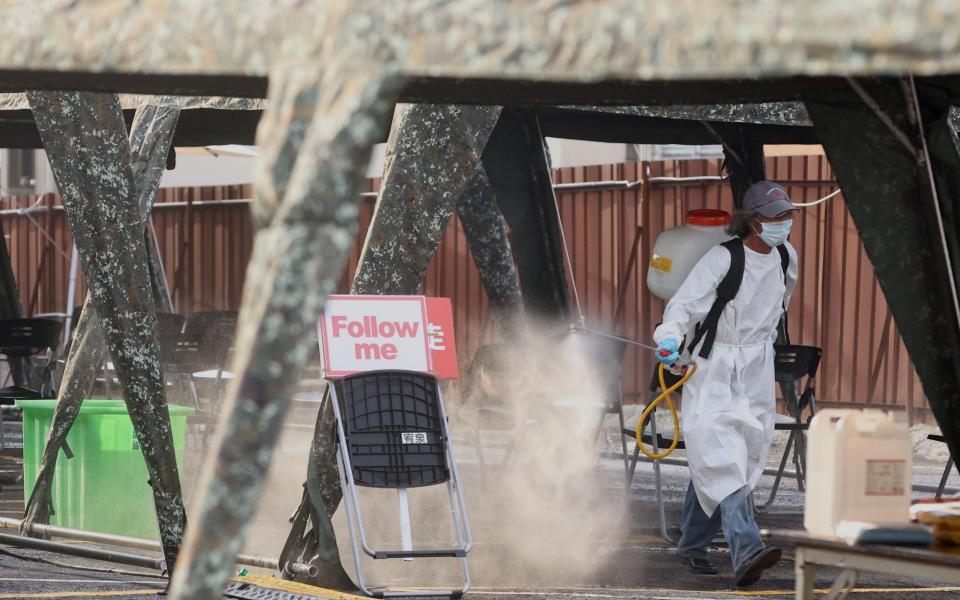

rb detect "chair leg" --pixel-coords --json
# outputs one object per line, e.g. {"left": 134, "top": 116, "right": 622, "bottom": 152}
{"left": 780, "top": 381, "right": 806, "bottom": 491}
{"left": 627, "top": 444, "right": 641, "bottom": 490}
{"left": 648, "top": 405, "right": 673, "bottom": 543}
{"left": 616, "top": 393, "right": 630, "bottom": 481}
{"left": 760, "top": 429, "right": 795, "bottom": 511}
{"left": 793, "top": 428, "right": 807, "bottom": 491}
{"left": 473, "top": 429, "right": 488, "bottom": 488}
{"left": 936, "top": 457, "right": 954, "bottom": 501}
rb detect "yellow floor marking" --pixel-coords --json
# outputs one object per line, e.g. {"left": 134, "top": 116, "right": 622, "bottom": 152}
{"left": 0, "top": 589, "right": 159, "bottom": 599}
{"left": 233, "top": 574, "right": 367, "bottom": 600}
{"left": 470, "top": 585, "right": 960, "bottom": 596}
{"left": 729, "top": 588, "right": 960, "bottom": 596}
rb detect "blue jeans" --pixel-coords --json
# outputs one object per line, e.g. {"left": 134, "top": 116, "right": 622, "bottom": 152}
{"left": 677, "top": 481, "right": 764, "bottom": 572}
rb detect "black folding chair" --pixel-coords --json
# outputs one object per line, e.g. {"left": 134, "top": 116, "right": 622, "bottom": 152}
{"left": 622, "top": 362, "right": 687, "bottom": 541}
{"left": 182, "top": 310, "right": 237, "bottom": 411}
{"left": 460, "top": 344, "right": 515, "bottom": 471}
{"left": 183, "top": 310, "right": 237, "bottom": 340}
{"left": 0, "top": 318, "right": 63, "bottom": 450}
{"left": 561, "top": 329, "right": 630, "bottom": 475}
{"left": 329, "top": 370, "right": 471, "bottom": 598}
{"left": 759, "top": 344, "right": 822, "bottom": 510}
{"left": 158, "top": 331, "right": 232, "bottom": 407}
{"left": 466, "top": 331, "right": 628, "bottom": 474}
{"left": 927, "top": 434, "right": 956, "bottom": 500}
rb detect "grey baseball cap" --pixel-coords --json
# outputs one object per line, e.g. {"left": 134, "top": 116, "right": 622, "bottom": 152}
{"left": 743, "top": 181, "right": 799, "bottom": 217}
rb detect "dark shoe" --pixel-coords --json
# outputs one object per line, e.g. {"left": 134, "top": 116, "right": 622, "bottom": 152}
{"left": 680, "top": 555, "right": 719, "bottom": 575}
{"left": 734, "top": 546, "right": 782, "bottom": 587}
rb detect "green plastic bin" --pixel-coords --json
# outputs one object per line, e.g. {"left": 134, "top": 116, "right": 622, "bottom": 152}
{"left": 16, "top": 399, "right": 194, "bottom": 540}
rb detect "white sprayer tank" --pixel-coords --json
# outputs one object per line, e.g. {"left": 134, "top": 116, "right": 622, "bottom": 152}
{"left": 647, "top": 209, "right": 733, "bottom": 301}
{"left": 804, "top": 409, "right": 912, "bottom": 538}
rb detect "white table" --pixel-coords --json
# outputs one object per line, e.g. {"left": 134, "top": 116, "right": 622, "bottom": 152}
{"left": 766, "top": 530, "right": 960, "bottom": 600}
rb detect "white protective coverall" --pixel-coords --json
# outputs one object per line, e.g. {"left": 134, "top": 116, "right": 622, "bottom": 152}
{"left": 654, "top": 241, "right": 798, "bottom": 516}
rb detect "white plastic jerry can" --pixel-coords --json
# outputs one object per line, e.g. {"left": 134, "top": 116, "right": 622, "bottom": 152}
{"left": 646, "top": 209, "right": 733, "bottom": 301}
{"left": 804, "top": 409, "right": 912, "bottom": 538}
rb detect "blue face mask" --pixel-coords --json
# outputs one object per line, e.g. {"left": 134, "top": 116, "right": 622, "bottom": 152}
{"left": 757, "top": 220, "right": 792, "bottom": 247}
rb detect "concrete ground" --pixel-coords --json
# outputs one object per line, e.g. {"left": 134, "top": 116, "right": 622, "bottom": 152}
{"left": 0, "top": 401, "right": 958, "bottom": 599}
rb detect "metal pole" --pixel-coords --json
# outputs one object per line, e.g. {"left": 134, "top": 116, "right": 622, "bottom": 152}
{"left": 148, "top": 220, "right": 174, "bottom": 312}
{"left": 534, "top": 116, "right": 584, "bottom": 327}
{"left": 0, "top": 517, "right": 318, "bottom": 577}
{"left": 0, "top": 531, "right": 165, "bottom": 571}
{"left": 62, "top": 243, "right": 78, "bottom": 349}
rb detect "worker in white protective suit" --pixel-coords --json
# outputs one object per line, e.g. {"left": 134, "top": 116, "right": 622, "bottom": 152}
{"left": 653, "top": 180, "right": 799, "bottom": 587}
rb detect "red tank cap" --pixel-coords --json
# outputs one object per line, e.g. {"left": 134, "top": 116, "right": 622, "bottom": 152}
{"left": 686, "top": 209, "right": 731, "bottom": 227}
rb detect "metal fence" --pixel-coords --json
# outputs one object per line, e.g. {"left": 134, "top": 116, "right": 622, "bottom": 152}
{"left": 0, "top": 156, "right": 929, "bottom": 421}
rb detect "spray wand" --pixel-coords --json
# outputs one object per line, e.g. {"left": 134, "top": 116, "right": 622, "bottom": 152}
{"left": 566, "top": 323, "right": 695, "bottom": 460}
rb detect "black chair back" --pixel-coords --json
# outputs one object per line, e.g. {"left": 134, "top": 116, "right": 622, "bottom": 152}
{"left": 774, "top": 344, "right": 823, "bottom": 414}
{"left": 155, "top": 312, "right": 186, "bottom": 338}
{"left": 334, "top": 371, "right": 450, "bottom": 488}
{"left": 159, "top": 332, "right": 231, "bottom": 374}
{"left": 773, "top": 344, "right": 822, "bottom": 382}
{"left": 0, "top": 318, "right": 63, "bottom": 357}
{"left": 183, "top": 310, "right": 238, "bottom": 340}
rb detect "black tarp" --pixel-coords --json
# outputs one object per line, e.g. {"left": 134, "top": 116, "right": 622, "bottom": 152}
{"left": 482, "top": 109, "right": 570, "bottom": 321}
{"left": 805, "top": 79, "right": 960, "bottom": 473}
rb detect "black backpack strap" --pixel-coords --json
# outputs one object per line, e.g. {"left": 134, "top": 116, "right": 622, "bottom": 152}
{"left": 776, "top": 243, "right": 790, "bottom": 344}
{"left": 688, "top": 238, "right": 745, "bottom": 359}
{"left": 776, "top": 244, "right": 789, "bottom": 278}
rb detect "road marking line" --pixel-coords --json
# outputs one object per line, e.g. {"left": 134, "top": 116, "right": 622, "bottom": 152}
{"left": 0, "top": 579, "right": 162, "bottom": 584}
{"left": 730, "top": 588, "right": 960, "bottom": 596}
{"left": 0, "top": 589, "right": 160, "bottom": 598}
{"left": 470, "top": 586, "right": 960, "bottom": 597}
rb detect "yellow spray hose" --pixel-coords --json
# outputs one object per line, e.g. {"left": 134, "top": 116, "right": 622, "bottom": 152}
{"left": 634, "top": 362, "right": 697, "bottom": 460}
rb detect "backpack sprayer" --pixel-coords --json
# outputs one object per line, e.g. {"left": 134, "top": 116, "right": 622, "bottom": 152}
{"left": 568, "top": 324, "right": 696, "bottom": 460}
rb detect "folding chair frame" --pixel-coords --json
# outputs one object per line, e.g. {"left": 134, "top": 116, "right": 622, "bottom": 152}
{"left": 623, "top": 372, "right": 682, "bottom": 542}
{"left": 758, "top": 345, "right": 822, "bottom": 510}
{"left": 329, "top": 374, "right": 472, "bottom": 598}
{"left": 928, "top": 434, "right": 956, "bottom": 500}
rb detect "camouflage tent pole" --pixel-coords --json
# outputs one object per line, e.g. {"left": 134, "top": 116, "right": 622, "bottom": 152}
{"left": 457, "top": 166, "right": 524, "bottom": 333}
{"left": 26, "top": 93, "right": 185, "bottom": 574}
{"left": 22, "top": 102, "right": 180, "bottom": 534}
{"left": 278, "top": 103, "right": 504, "bottom": 585}
{"left": 351, "top": 104, "right": 502, "bottom": 292}
{"left": 805, "top": 80, "right": 960, "bottom": 477}
{"left": 167, "top": 70, "right": 398, "bottom": 600}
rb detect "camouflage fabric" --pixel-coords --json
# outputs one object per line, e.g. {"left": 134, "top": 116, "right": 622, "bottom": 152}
{"left": 2, "top": 2, "right": 960, "bottom": 83}
{"left": 458, "top": 167, "right": 524, "bottom": 333}
{"left": 4, "top": 4, "right": 960, "bottom": 600}
{"left": 584, "top": 102, "right": 812, "bottom": 126}
{"left": 166, "top": 69, "right": 399, "bottom": 600}
{"left": 805, "top": 82, "right": 960, "bottom": 493}
{"left": 0, "top": 93, "right": 263, "bottom": 111}
{"left": 27, "top": 93, "right": 185, "bottom": 574}
{"left": 21, "top": 103, "right": 181, "bottom": 538}
{"left": 353, "top": 104, "right": 502, "bottom": 292}
{"left": 280, "top": 104, "right": 510, "bottom": 587}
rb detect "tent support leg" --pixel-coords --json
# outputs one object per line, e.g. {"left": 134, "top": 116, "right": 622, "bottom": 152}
{"left": 167, "top": 70, "right": 397, "bottom": 600}
{"left": 28, "top": 92, "right": 185, "bottom": 575}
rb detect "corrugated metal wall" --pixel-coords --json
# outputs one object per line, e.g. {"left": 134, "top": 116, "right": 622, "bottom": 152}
{"left": 0, "top": 156, "right": 929, "bottom": 421}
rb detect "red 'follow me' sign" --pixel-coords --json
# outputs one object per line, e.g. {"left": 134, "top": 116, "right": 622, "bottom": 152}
{"left": 317, "top": 295, "right": 459, "bottom": 379}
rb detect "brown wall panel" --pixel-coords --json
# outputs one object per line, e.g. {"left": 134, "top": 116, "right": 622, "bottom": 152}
{"left": 0, "top": 156, "right": 930, "bottom": 421}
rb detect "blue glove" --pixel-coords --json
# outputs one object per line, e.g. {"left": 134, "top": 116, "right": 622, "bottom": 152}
{"left": 656, "top": 339, "right": 680, "bottom": 366}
